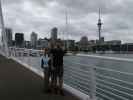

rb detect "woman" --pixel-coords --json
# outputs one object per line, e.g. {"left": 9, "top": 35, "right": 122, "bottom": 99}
{"left": 41, "top": 49, "right": 50, "bottom": 93}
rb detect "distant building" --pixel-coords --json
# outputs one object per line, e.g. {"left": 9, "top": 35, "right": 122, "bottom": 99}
{"left": 88, "top": 40, "right": 96, "bottom": 45}
{"left": 24, "top": 41, "right": 31, "bottom": 49}
{"left": 105, "top": 40, "right": 121, "bottom": 45}
{"left": 30, "top": 32, "right": 38, "bottom": 49}
{"left": 15, "top": 33, "right": 24, "bottom": 47}
{"left": 64, "top": 40, "right": 75, "bottom": 51}
{"left": 5, "top": 28, "right": 13, "bottom": 46}
{"left": 88, "top": 40, "right": 96, "bottom": 51}
{"left": 96, "top": 39, "right": 99, "bottom": 44}
{"left": 12, "top": 40, "right": 16, "bottom": 46}
{"left": 95, "top": 37, "right": 104, "bottom": 45}
{"left": 51, "top": 27, "right": 58, "bottom": 41}
{"left": 101, "top": 37, "right": 104, "bottom": 43}
{"left": 37, "top": 38, "right": 49, "bottom": 49}
{"left": 78, "top": 36, "right": 89, "bottom": 51}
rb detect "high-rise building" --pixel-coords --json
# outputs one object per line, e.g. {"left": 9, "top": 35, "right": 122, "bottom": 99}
{"left": 5, "top": 28, "right": 12, "bottom": 46}
{"left": 30, "top": 32, "right": 38, "bottom": 49}
{"left": 15, "top": 33, "right": 24, "bottom": 47}
{"left": 51, "top": 27, "right": 58, "bottom": 41}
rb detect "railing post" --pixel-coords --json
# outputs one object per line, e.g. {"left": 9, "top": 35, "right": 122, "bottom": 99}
{"left": 14, "top": 48, "right": 16, "bottom": 57}
{"left": 90, "top": 65, "right": 96, "bottom": 100}
{"left": 12, "top": 48, "right": 15, "bottom": 57}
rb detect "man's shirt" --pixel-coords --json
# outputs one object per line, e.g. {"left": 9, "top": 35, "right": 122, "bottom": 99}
{"left": 50, "top": 48, "right": 64, "bottom": 67}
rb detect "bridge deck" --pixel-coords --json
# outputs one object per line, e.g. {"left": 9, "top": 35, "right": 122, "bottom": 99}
{"left": 0, "top": 55, "right": 79, "bottom": 100}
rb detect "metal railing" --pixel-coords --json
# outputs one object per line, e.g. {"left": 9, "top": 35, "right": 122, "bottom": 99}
{"left": 1, "top": 47, "right": 133, "bottom": 100}
{"left": 7, "top": 47, "right": 92, "bottom": 100}
{"left": 64, "top": 54, "right": 133, "bottom": 100}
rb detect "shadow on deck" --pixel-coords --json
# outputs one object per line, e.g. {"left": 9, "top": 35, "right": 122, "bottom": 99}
{"left": 0, "top": 55, "right": 79, "bottom": 100}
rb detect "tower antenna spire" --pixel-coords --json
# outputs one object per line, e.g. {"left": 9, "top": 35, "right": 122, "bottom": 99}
{"left": 99, "top": 8, "right": 101, "bottom": 19}
{"left": 65, "top": 10, "right": 68, "bottom": 26}
{"left": 97, "top": 8, "right": 102, "bottom": 44}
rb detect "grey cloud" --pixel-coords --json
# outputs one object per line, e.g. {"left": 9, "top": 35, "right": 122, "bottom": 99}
{"left": 2, "top": 0, "right": 133, "bottom": 42}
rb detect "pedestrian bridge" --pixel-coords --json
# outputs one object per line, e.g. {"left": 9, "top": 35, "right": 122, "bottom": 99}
{"left": 1, "top": 47, "right": 133, "bottom": 100}
{"left": 0, "top": 54, "right": 81, "bottom": 100}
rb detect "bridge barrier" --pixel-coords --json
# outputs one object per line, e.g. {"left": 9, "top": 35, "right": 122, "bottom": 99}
{"left": 8, "top": 47, "right": 92, "bottom": 100}
{"left": 2, "top": 47, "right": 133, "bottom": 100}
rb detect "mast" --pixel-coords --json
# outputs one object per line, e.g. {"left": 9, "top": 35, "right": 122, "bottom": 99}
{"left": 0, "top": 0, "right": 9, "bottom": 56}
{"left": 65, "top": 10, "right": 69, "bottom": 50}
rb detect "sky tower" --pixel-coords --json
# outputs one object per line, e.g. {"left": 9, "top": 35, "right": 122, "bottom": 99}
{"left": 97, "top": 8, "right": 103, "bottom": 44}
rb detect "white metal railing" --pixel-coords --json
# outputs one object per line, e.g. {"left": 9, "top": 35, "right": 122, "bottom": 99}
{"left": 3, "top": 47, "right": 133, "bottom": 100}
{"left": 7, "top": 47, "right": 92, "bottom": 100}
{"left": 64, "top": 54, "right": 133, "bottom": 100}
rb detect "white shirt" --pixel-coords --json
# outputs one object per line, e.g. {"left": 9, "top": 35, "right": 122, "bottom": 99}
{"left": 41, "top": 55, "right": 49, "bottom": 68}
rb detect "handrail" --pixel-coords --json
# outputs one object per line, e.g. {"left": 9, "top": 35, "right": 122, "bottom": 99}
{"left": 96, "top": 66, "right": 133, "bottom": 76}
{"left": 77, "top": 54, "right": 133, "bottom": 62}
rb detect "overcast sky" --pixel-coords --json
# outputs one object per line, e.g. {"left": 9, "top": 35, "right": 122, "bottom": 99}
{"left": 2, "top": 0, "right": 133, "bottom": 43}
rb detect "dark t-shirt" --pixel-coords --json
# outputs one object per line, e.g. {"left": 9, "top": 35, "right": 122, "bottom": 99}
{"left": 50, "top": 48, "right": 64, "bottom": 67}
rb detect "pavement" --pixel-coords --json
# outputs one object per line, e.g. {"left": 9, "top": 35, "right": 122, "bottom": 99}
{"left": 0, "top": 55, "right": 79, "bottom": 100}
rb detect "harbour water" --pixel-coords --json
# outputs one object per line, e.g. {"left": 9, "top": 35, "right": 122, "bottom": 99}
{"left": 17, "top": 54, "right": 133, "bottom": 100}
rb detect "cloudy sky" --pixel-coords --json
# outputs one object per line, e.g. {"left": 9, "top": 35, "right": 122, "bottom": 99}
{"left": 2, "top": 0, "right": 133, "bottom": 43}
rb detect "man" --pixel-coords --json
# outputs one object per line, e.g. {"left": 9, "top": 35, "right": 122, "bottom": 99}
{"left": 50, "top": 43, "right": 64, "bottom": 95}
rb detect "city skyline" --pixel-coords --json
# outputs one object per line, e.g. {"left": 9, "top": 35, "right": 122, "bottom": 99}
{"left": 2, "top": 0, "right": 133, "bottom": 43}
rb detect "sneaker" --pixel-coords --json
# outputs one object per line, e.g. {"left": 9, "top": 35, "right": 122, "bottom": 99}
{"left": 59, "top": 89, "right": 65, "bottom": 96}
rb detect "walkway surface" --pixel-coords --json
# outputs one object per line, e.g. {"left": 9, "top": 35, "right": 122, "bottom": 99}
{"left": 0, "top": 55, "right": 79, "bottom": 100}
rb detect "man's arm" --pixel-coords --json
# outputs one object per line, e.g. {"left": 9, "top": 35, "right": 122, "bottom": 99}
{"left": 50, "top": 54, "right": 55, "bottom": 71}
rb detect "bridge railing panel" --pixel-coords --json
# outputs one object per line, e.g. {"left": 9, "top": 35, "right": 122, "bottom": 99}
{"left": 8, "top": 47, "right": 92, "bottom": 100}
{"left": 64, "top": 54, "right": 133, "bottom": 100}
{"left": 8, "top": 48, "right": 133, "bottom": 100}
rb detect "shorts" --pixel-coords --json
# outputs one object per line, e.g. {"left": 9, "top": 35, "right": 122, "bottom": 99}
{"left": 56, "top": 66, "right": 63, "bottom": 78}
